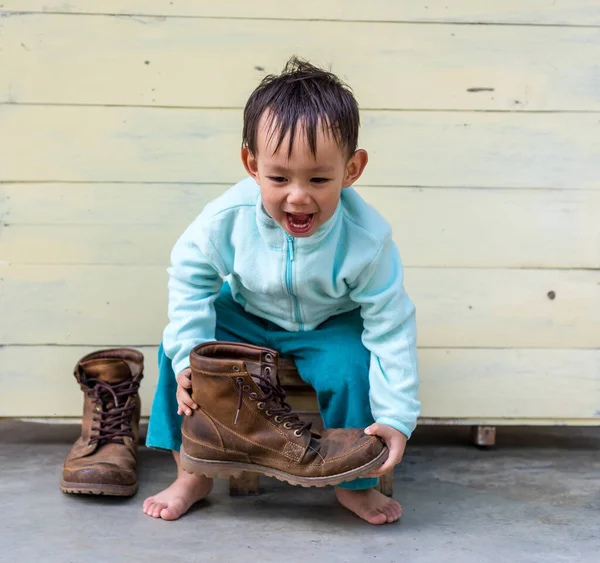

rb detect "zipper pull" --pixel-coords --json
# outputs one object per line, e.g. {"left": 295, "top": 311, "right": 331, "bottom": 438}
{"left": 287, "top": 235, "right": 295, "bottom": 261}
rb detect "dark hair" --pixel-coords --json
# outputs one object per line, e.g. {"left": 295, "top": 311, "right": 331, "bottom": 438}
{"left": 242, "top": 56, "right": 360, "bottom": 158}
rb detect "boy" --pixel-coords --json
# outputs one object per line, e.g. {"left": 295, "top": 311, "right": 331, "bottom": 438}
{"left": 143, "top": 57, "right": 419, "bottom": 525}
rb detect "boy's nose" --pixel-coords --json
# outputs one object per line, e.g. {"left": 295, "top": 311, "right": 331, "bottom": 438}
{"left": 286, "top": 185, "right": 311, "bottom": 206}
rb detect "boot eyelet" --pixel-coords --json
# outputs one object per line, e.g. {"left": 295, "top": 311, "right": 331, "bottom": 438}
{"left": 249, "top": 392, "right": 258, "bottom": 400}
{"left": 257, "top": 402, "right": 266, "bottom": 410}
{"left": 232, "top": 366, "right": 241, "bottom": 372}
{"left": 294, "top": 429, "right": 303, "bottom": 437}
{"left": 274, "top": 416, "right": 283, "bottom": 423}
{"left": 265, "top": 353, "right": 273, "bottom": 362}
{"left": 243, "top": 385, "right": 251, "bottom": 392}
{"left": 283, "top": 422, "right": 292, "bottom": 429}
{"left": 265, "top": 410, "right": 272, "bottom": 416}
{"left": 236, "top": 377, "right": 244, "bottom": 384}
{"left": 264, "top": 366, "right": 272, "bottom": 375}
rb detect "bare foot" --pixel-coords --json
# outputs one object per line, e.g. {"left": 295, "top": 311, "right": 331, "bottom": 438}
{"left": 143, "top": 471, "right": 213, "bottom": 521}
{"left": 335, "top": 487, "right": 402, "bottom": 525}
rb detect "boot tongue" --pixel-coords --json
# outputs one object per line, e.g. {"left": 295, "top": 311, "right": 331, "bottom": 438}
{"left": 244, "top": 360, "right": 279, "bottom": 387}
{"left": 80, "top": 358, "right": 132, "bottom": 384}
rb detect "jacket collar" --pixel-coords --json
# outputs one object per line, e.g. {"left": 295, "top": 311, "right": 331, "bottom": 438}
{"left": 255, "top": 193, "right": 342, "bottom": 250}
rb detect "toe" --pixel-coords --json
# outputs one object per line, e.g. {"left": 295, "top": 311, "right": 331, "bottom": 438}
{"left": 160, "top": 504, "right": 183, "bottom": 521}
{"left": 391, "top": 500, "right": 403, "bottom": 519}
{"left": 152, "top": 503, "right": 166, "bottom": 518}
{"left": 393, "top": 504, "right": 403, "bottom": 521}
{"left": 142, "top": 497, "right": 154, "bottom": 512}
{"left": 365, "top": 508, "right": 388, "bottom": 526}
{"left": 382, "top": 505, "right": 396, "bottom": 523}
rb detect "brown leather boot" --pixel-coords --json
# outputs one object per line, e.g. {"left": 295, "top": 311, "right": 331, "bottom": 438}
{"left": 61, "top": 348, "right": 144, "bottom": 496}
{"left": 180, "top": 342, "right": 388, "bottom": 487}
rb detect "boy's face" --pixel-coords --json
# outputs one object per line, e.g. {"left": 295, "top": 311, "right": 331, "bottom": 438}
{"left": 242, "top": 115, "right": 368, "bottom": 238}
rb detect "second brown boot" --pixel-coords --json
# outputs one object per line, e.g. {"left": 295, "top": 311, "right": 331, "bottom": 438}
{"left": 61, "top": 348, "right": 144, "bottom": 496}
{"left": 180, "top": 342, "right": 388, "bottom": 487}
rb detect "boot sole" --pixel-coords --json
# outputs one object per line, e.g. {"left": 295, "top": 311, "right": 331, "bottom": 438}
{"left": 60, "top": 480, "right": 138, "bottom": 497}
{"left": 179, "top": 447, "right": 388, "bottom": 488}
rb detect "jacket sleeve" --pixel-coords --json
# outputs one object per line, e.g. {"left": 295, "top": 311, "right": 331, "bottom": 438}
{"left": 162, "top": 217, "right": 225, "bottom": 377}
{"left": 349, "top": 235, "right": 420, "bottom": 438}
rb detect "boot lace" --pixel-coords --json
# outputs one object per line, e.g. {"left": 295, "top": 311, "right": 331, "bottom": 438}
{"left": 234, "top": 374, "right": 311, "bottom": 436}
{"left": 85, "top": 378, "right": 139, "bottom": 445}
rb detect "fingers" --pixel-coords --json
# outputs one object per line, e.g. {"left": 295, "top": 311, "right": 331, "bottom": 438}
{"left": 362, "top": 454, "right": 395, "bottom": 478}
{"left": 177, "top": 404, "right": 196, "bottom": 416}
{"left": 365, "top": 423, "right": 396, "bottom": 442}
{"left": 176, "top": 368, "right": 193, "bottom": 389}
{"left": 175, "top": 369, "right": 196, "bottom": 416}
{"left": 376, "top": 457, "right": 397, "bottom": 476}
{"left": 363, "top": 456, "right": 395, "bottom": 478}
{"left": 176, "top": 384, "right": 198, "bottom": 416}
{"left": 363, "top": 440, "right": 404, "bottom": 478}
{"left": 177, "top": 403, "right": 192, "bottom": 417}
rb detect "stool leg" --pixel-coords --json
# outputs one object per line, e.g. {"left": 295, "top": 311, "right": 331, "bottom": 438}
{"left": 471, "top": 425, "right": 496, "bottom": 448}
{"left": 376, "top": 471, "right": 394, "bottom": 497}
{"left": 229, "top": 472, "right": 260, "bottom": 496}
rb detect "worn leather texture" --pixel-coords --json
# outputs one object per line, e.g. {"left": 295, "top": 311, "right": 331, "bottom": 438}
{"left": 62, "top": 349, "right": 144, "bottom": 493}
{"left": 182, "top": 342, "right": 386, "bottom": 478}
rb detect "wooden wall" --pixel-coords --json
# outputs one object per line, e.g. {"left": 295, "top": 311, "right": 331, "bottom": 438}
{"left": 1, "top": 2, "right": 599, "bottom": 422}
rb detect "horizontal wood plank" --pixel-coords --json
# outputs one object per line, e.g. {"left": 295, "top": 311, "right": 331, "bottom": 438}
{"left": 2, "top": 107, "right": 599, "bottom": 189}
{"left": 0, "top": 183, "right": 225, "bottom": 225}
{"left": 2, "top": 185, "right": 599, "bottom": 268}
{"left": 2, "top": 346, "right": 598, "bottom": 419}
{"left": 2, "top": 1, "right": 598, "bottom": 25}
{"left": 3, "top": 15, "right": 600, "bottom": 110}
{"left": 1, "top": 265, "right": 597, "bottom": 348}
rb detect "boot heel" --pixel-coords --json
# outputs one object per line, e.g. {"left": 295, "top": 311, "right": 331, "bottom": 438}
{"left": 179, "top": 449, "right": 251, "bottom": 479}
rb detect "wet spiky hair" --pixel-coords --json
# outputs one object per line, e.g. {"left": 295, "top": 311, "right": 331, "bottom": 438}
{"left": 242, "top": 56, "right": 360, "bottom": 158}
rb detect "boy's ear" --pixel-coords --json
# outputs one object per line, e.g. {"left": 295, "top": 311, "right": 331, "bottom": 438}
{"left": 241, "top": 147, "right": 260, "bottom": 182}
{"left": 342, "top": 149, "right": 368, "bottom": 188}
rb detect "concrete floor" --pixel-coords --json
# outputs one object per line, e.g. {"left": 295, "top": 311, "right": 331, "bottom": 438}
{"left": 1, "top": 422, "right": 599, "bottom": 563}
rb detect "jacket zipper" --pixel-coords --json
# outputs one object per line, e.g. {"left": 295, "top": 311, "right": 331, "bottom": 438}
{"left": 286, "top": 234, "right": 304, "bottom": 330}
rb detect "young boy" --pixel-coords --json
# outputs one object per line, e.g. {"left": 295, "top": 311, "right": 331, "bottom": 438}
{"left": 143, "top": 57, "right": 420, "bottom": 525}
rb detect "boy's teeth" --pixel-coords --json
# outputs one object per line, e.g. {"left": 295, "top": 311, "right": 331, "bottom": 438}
{"left": 289, "top": 213, "right": 311, "bottom": 227}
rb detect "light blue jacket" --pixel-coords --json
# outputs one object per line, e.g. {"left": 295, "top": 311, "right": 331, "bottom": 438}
{"left": 164, "top": 178, "right": 420, "bottom": 438}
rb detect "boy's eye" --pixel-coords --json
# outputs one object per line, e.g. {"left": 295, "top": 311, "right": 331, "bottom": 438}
{"left": 268, "top": 176, "right": 287, "bottom": 183}
{"left": 311, "top": 178, "right": 330, "bottom": 184}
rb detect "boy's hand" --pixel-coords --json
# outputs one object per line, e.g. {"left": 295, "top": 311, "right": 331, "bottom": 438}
{"left": 363, "top": 423, "right": 408, "bottom": 477}
{"left": 176, "top": 368, "right": 198, "bottom": 416}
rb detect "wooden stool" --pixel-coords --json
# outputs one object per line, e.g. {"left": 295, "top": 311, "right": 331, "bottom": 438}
{"left": 229, "top": 358, "right": 394, "bottom": 497}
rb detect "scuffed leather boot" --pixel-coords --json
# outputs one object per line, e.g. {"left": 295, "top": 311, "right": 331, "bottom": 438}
{"left": 61, "top": 349, "right": 144, "bottom": 496}
{"left": 180, "top": 342, "right": 388, "bottom": 487}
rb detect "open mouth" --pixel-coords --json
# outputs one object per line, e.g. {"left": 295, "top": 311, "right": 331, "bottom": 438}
{"left": 285, "top": 213, "right": 315, "bottom": 235}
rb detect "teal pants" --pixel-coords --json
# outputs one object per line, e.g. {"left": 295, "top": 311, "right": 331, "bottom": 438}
{"left": 146, "top": 283, "right": 377, "bottom": 490}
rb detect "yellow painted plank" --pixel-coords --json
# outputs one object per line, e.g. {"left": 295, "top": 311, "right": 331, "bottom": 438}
{"left": 0, "top": 183, "right": 226, "bottom": 225}
{"left": 2, "top": 1, "right": 598, "bottom": 25}
{"left": 2, "top": 185, "right": 599, "bottom": 268}
{"left": 2, "top": 346, "right": 598, "bottom": 418}
{"left": 3, "top": 16, "right": 600, "bottom": 110}
{"left": 420, "top": 349, "right": 600, "bottom": 420}
{"left": 2, "top": 107, "right": 599, "bottom": 189}
{"left": 0, "top": 346, "right": 159, "bottom": 418}
{"left": 0, "top": 265, "right": 168, "bottom": 346}
{"left": 1, "top": 265, "right": 598, "bottom": 348}
{"left": 418, "top": 418, "right": 600, "bottom": 426}
{"left": 359, "top": 188, "right": 600, "bottom": 269}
